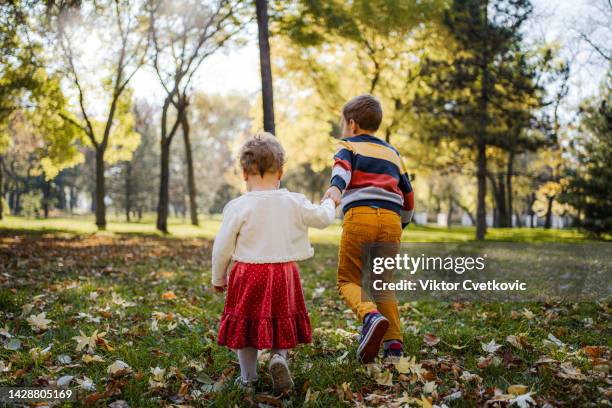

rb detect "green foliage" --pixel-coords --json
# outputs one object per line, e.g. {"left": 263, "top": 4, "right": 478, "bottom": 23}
{"left": 21, "top": 192, "right": 42, "bottom": 219}
{"left": 560, "top": 74, "right": 612, "bottom": 235}
{"left": 414, "top": 0, "right": 535, "bottom": 146}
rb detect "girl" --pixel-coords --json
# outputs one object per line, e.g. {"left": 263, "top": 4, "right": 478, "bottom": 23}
{"left": 212, "top": 132, "right": 336, "bottom": 394}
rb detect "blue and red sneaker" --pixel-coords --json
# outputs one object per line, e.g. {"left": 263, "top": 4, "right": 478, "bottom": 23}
{"left": 383, "top": 339, "right": 404, "bottom": 362}
{"left": 357, "top": 311, "right": 389, "bottom": 363}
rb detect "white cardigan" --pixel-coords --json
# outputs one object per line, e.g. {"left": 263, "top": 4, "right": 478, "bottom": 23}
{"left": 211, "top": 189, "right": 336, "bottom": 287}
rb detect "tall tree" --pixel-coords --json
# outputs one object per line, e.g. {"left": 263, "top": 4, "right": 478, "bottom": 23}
{"left": 560, "top": 74, "right": 612, "bottom": 236}
{"left": 0, "top": 2, "right": 82, "bottom": 219}
{"left": 148, "top": 0, "right": 246, "bottom": 233}
{"left": 55, "top": 0, "right": 148, "bottom": 229}
{"left": 414, "top": 0, "right": 534, "bottom": 239}
{"left": 255, "top": 0, "right": 275, "bottom": 134}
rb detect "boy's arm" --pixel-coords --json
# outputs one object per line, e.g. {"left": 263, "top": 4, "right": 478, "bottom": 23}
{"left": 330, "top": 142, "right": 353, "bottom": 193}
{"left": 302, "top": 197, "right": 336, "bottom": 229}
{"left": 211, "top": 203, "right": 242, "bottom": 288}
{"left": 325, "top": 142, "right": 353, "bottom": 205}
{"left": 399, "top": 165, "right": 415, "bottom": 229}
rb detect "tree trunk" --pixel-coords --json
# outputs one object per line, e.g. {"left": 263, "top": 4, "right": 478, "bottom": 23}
{"left": 69, "top": 185, "right": 75, "bottom": 214}
{"left": 446, "top": 195, "right": 453, "bottom": 228}
{"left": 94, "top": 148, "right": 106, "bottom": 229}
{"left": 181, "top": 111, "right": 198, "bottom": 226}
{"left": 544, "top": 195, "right": 554, "bottom": 229}
{"left": 156, "top": 96, "right": 179, "bottom": 234}
{"left": 497, "top": 172, "right": 508, "bottom": 227}
{"left": 0, "top": 155, "right": 3, "bottom": 220}
{"left": 514, "top": 210, "right": 522, "bottom": 227}
{"left": 527, "top": 193, "right": 535, "bottom": 228}
{"left": 506, "top": 150, "right": 514, "bottom": 227}
{"left": 42, "top": 178, "right": 51, "bottom": 218}
{"left": 476, "top": 141, "right": 487, "bottom": 240}
{"left": 157, "top": 139, "right": 170, "bottom": 233}
{"left": 125, "top": 162, "right": 132, "bottom": 222}
{"left": 255, "top": 0, "right": 275, "bottom": 135}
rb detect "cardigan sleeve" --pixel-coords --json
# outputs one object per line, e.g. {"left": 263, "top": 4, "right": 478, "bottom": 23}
{"left": 301, "top": 197, "right": 336, "bottom": 229}
{"left": 211, "top": 201, "right": 243, "bottom": 287}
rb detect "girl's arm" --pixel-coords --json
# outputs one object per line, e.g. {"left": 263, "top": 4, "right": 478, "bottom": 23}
{"left": 302, "top": 197, "right": 336, "bottom": 229}
{"left": 211, "top": 202, "right": 242, "bottom": 288}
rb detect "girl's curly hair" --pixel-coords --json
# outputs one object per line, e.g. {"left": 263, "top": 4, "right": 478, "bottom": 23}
{"left": 239, "top": 132, "right": 285, "bottom": 176}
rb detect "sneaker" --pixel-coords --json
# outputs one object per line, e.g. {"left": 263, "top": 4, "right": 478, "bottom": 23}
{"left": 269, "top": 353, "right": 293, "bottom": 395}
{"left": 235, "top": 376, "right": 257, "bottom": 394}
{"left": 357, "top": 311, "right": 389, "bottom": 363}
{"left": 383, "top": 340, "right": 404, "bottom": 362}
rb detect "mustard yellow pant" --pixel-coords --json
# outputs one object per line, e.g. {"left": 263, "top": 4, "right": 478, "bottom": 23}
{"left": 337, "top": 207, "right": 402, "bottom": 341}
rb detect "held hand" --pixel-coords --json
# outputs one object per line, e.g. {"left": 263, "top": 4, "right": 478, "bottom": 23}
{"left": 323, "top": 186, "right": 342, "bottom": 207}
{"left": 213, "top": 285, "right": 226, "bottom": 293}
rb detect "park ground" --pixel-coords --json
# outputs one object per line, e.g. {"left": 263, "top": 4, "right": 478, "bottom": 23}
{"left": 0, "top": 216, "right": 610, "bottom": 407}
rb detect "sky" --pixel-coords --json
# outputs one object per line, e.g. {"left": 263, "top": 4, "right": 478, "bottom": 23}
{"left": 123, "top": 0, "right": 610, "bottom": 114}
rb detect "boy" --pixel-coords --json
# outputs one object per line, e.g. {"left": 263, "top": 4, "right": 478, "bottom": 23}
{"left": 324, "top": 94, "right": 414, "bottom": 363}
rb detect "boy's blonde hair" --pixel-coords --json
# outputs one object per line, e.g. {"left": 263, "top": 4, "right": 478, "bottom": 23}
{"left": 239, "top": 132, "right": 285, "bottom": 176}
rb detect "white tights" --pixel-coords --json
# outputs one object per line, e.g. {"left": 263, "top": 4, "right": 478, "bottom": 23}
{"left": 237, "top": 347, "right": 288, "bottom": 381}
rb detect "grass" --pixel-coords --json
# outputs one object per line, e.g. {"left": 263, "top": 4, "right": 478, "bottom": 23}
{"left": 0, "top": 214, "right": 596, "bottom": 243}
{"left": 0, "top": 217, "right": 610, "bottom": 407}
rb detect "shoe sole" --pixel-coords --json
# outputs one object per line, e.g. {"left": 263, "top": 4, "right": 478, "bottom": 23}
{"left": 270, "top": 359, "right": 293, "bottom": 395}
{"left": 357, "top": 316, "right": 389, "bottom": 363}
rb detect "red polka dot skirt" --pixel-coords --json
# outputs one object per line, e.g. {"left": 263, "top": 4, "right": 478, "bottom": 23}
{"left": 217, "top": 261, "right": 312, "bottom": 350}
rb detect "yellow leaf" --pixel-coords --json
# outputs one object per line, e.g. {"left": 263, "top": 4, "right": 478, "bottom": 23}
{"left": 82, "top": 354, "right": 104, "bottom": 364}
{"left": 419, "top": 395, "right": 433, "bottom": 408}
{"left": 507, "top": 384, "right": 528, "bottom": 395}
{"left": 27, "top": 312, "right": 52, "bottom": 331}
{"left": 375, "top": 370, "right": 394, "bottom": 386}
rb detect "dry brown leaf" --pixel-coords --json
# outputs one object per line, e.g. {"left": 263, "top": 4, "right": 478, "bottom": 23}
{"left": 423, "top": 333, "right": 440, "bottom": 347}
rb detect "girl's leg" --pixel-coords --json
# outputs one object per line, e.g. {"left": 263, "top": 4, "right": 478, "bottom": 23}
{"left": 269, "top": 349, "right": 293, "bottom": 394}
{"left": 236, "top": 347, "right": 258, "bottom": 381}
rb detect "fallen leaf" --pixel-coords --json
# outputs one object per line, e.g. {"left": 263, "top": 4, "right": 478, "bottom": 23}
{"left": 478, "top": 355, "right": 494, "bottom": 369}
{"left": 482, "top": 339, "right": 502, "bottom": 354}
{"left": 57, "top": 375, "right": 74, "bottom": 387}
{"left": 27, "top": 312, "right": 52, "bottom": 331}
{"left": 76, "top": 376, "right": 96, "bottom": 391}
{"left": 108, "top": 400, "right": 130, "bottom": 408}
{"left": 82, "top": 354, "right": 104, "bottom": 364}
{"left": 423, "top": 333, "right": 440, "bottom": 347}
{"left": 375, "top": 369, "right": 394, "bottom": 386}
{"left": 521, "top": 308, "right": 535, "bottom": 320}
{"left": 547, "top": 333, "right": 564, "bottom": 348}
{"left": 162, "top": 291, "right": 177, "bottom": 300}
{"left": 73, "top": 330, "right": 105, "bottom": 352}
{"left": 557, "top": 362, "right": 587, "bottom": 381}
{"left": 57, "top": 355, "right": 72, "bottom": 365}
{"left": 107, "top": 360, "right": 132, "bottom": 377}
{"left": 512, "top": 392, "right": 536, "bottom": 408}
{"left": 508, "top": 384, "right": 528, "bottom": 395}
{"left": 583, "top": 346, "right": 604, "bottom": 358}
{"left": 423, "top": 381, "right": 437, "bottom": 394}
{"left": 5, "top": 338, "right": 21, "bottom": 351}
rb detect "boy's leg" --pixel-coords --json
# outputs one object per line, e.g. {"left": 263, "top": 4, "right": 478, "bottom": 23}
{"left": 336, "top": 210, "right": 379, "bottom": 321}
{"left": 374, "top": 211, "right": 403, "bottom": 342}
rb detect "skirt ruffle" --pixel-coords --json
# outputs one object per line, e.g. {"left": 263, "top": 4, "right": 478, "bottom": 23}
{"left": 217, "top": 261, "right": 312, "bottom": 350}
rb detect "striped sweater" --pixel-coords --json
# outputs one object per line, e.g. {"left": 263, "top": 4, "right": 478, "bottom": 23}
{"left": 330, "top": 134, "right": 415, "bottom": 227}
